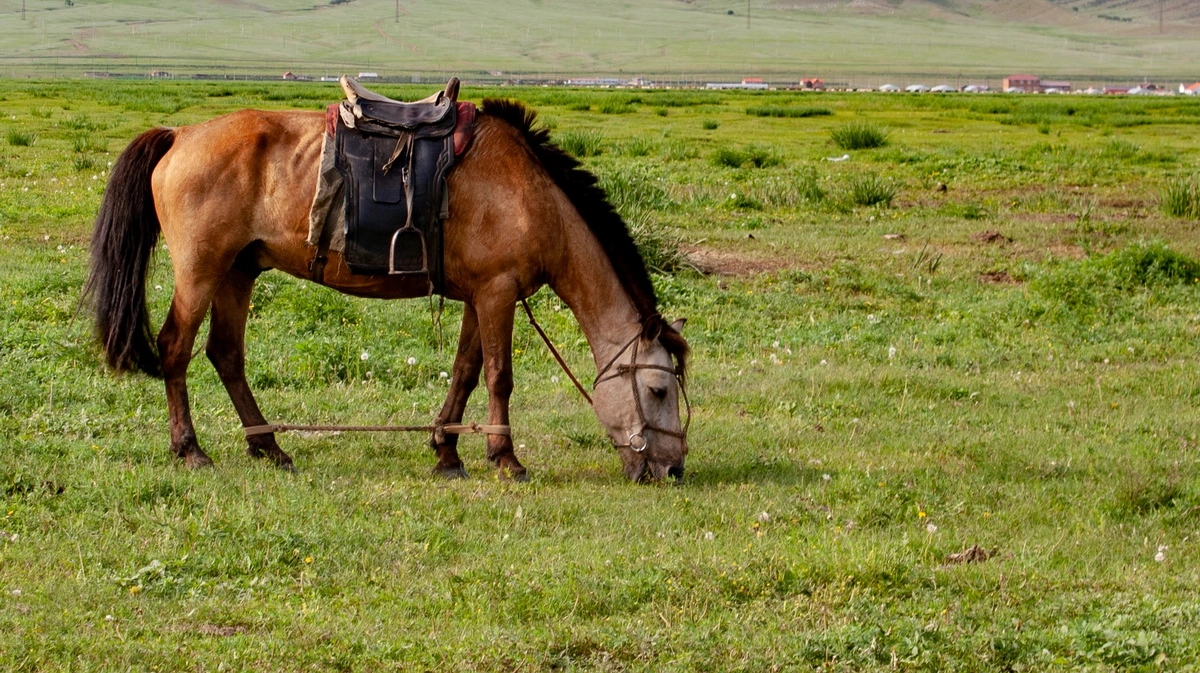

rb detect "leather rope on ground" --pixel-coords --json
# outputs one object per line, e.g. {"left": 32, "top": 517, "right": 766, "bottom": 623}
{"left": 243, "top": 422, "right": 510, "bottom": 438}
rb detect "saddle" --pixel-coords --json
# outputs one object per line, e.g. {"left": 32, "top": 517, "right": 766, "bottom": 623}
{"left": 331, "top": 76, "right": 463, "bottom": 285}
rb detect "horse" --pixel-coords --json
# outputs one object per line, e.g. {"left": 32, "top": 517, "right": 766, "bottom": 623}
{"left": 83, "top": 96, "right": 689, "bottom": 482}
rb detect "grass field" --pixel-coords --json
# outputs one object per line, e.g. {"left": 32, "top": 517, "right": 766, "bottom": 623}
{"left": 3, "top": 79, "right": 1200, "bottom": 670}
{"left": 0, "top": 0, "right": 1199, "bottom": 84}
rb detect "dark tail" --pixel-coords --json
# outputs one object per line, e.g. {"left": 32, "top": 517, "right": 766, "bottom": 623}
{"left": 83, "top": 127, "right": 175, "bottom": 377}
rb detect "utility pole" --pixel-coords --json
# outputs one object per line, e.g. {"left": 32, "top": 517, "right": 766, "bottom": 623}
{"left": 396, "top": 0, "right": 400, "bottom": 23}
{"left": 747, "top": 0, "right": 751, "bottom": 29}
{"left": 1159, "top": 0, "right": 1164, "bottom": 34}
{"left": 22, "top": 0, "right": 26, "bottom": 21}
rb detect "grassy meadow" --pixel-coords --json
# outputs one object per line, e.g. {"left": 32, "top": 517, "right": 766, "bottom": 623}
{"left": 1, "top": 0, "right": 1199, "bottom": 83}
{"left": 2, "top": 80, "right": 1200, "bottom": 670}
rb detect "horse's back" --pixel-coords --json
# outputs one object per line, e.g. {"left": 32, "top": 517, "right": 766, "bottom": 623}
{"left": 152, "top": 110, "right": 325, "bottom": 274}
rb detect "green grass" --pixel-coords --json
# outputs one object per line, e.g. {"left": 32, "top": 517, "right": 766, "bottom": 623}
{"left": 3, "top": 80, "right": 1200, "bottom": 670}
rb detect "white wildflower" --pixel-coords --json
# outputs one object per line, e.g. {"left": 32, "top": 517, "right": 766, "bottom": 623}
{"left": 406, "top": 356, "right": 417, "bottom": 366}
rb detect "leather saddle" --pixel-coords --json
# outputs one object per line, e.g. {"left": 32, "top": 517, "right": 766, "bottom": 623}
{"left": 334, "top": 76, "right": 460, "bottom": 283}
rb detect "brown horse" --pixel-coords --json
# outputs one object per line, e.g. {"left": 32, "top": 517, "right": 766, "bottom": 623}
{"left": 84, "top": 98, "right": 689, "bottom": 482}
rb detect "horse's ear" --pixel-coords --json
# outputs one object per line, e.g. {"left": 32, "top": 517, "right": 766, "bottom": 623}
{"left": 670, "top": 318, "right": 686, "bottom": 334}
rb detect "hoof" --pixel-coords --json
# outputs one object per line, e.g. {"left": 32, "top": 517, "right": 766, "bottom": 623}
{"left": 499, "top": 465, "right": 528, "bottom": 482}
{"left": 247, "top": 437, "right": 295, "bottom": 470}
{"left": 184, "top": 451, "right": 214, "bottom": 470}
{"left": 432, "top": 464, "right": 469, "bottom": 480}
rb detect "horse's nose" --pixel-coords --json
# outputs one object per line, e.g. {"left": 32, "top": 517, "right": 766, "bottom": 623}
{"left": 667, "top": 464, "right": 685, "bottom": 482}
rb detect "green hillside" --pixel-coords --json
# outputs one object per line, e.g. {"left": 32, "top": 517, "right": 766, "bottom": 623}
{"left": 0, "top": 0, "right": 1196, "bottom": 84}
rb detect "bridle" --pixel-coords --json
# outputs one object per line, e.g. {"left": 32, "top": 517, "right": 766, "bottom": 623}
{"left": 521, "top": 299, "right": 690, "bottom": 454}
{"left": 593, "top": 326, "right": 691, "bottom": 453}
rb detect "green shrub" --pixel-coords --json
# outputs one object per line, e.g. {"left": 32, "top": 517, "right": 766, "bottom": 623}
{"left": 1161, "top": 178, "right": 1200, "bottom": 219}
{"left": 831, "top": 120, "right": 889, "bottom": 150}
{"left": 701, "top": 119, "right": 720, "bottom": 130}
{"left": 556, "top": 129, "right": 605, "bottom": 157}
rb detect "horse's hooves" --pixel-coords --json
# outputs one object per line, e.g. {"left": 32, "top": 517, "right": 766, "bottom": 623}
{"left": 276, "top": 461, "right": 298, "bottom": 473}
{"left": 184, "top": 452, "right": 214, "bottom": 470}
{"left": 499, "top": 466, "right": 528, "bottom": 482}
{"left": 433, "top": 465, "right": 469, "bottom": 480}
{"left": 247, "top": 439, "right": 294, "bottom": 468}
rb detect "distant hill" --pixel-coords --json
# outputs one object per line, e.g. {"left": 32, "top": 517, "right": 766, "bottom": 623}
{"left": 0, "top": 0, "right": 1195, "bottom": 84}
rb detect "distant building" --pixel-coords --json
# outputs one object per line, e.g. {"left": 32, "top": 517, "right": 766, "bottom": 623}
{"left": 1041, "top": 80, "right": 1071, "bottom": 93}
{"left": 282, "top": 71, "right": 296, "bottom": 80}
{"left": 1003, "top": 74, "right": 1040, "bottom": 92}
{"left": 801, "top": 78, "right": 825, "bottom": 90}
{"left": 877, "top": 83, "right": 900, "bottom": 92}
{"left": 148, "top": 70, "right": 173, "bottom": 79}
{"left": 1181, "top": 83, "right": 1200, "bottom": 95}
{"left": 358, "top": 72, "right": 379, "bottom": 79}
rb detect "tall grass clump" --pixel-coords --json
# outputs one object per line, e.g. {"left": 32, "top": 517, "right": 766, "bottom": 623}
{"left": 1161, "top": 177, "right": 1200, "bottom": 219}
{"left": 598, "top": 167, "right": 672, "bottom": 213}
{"left": 625, "top": 210, "right": 689, "bottom": 274}
{"left": 556, "top": 129, "right": 605, "bottom": 157}
{"left": 618, "top": 136, "right": 655, "bottom": 157}
{"left": 831, "top": 120, "right": 889, "bottom": 150}
{"left": 6, "top": 129, "right": 35, "bottom": 146}
{"left": 711, "top": 144, "right": 783, "bottom": 169}
{"left": 598, "top": 101, "right": 636, "bottom": 115}
{"left": 842, "top": 173, "right": 897, "bottom": 207}
{"left": 746, "top": 106, "right": 832, "bottom": 118}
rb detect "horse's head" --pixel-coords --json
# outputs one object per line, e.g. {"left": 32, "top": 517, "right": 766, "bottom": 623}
{"left": 591, "top": 319, "right": 689, "bottom": 483}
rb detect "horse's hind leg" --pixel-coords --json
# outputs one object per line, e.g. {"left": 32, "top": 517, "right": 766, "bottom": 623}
{"left": 158, "top": 274, "right": 223, "bottom": 469}
{"left": 430, "top": 304, "right": 484, "bottom": 478}
{"left": 206, "top": 267, "right": 294, "bottom": 469}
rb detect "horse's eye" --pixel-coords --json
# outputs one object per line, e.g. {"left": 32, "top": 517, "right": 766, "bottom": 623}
{"left": 650, "top": 386, "right": 667, "bottom": 400}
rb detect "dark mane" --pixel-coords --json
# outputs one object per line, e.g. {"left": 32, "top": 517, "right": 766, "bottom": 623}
{"left": 481, "top": 98, "right": 688, "bottom": 372}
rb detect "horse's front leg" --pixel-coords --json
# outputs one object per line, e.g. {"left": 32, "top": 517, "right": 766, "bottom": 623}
{"left": 429, "top": 303, "right": 483, "bottom": 478}
{"left": 474, "top": 288, "right": 526, "bottom": 480}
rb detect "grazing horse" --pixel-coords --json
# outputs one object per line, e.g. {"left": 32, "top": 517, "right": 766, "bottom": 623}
{"left": 84, "top": 98, "right": 689, "bottom": 482}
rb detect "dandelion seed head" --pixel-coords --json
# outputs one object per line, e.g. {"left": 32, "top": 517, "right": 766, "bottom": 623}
{"left": 406, "top": 356, "right": 417, "bottom": 366}
{"left": 360, "top": 351, "right": 370, "bottom": 361}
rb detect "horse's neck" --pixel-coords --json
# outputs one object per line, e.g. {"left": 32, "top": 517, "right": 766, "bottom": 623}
{"left": 546, "top": 222, "right": 641, "bottom": 372}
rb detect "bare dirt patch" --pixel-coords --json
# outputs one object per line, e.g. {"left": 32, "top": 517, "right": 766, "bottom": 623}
{"left": 973, "top": 230, "right": 1013, "bottom": 244}
{"left": 979, "top": 271, "right": 1020, "bottom": 285}
{"left": 685, "top": 246, "right": 800, "bottom": 276}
